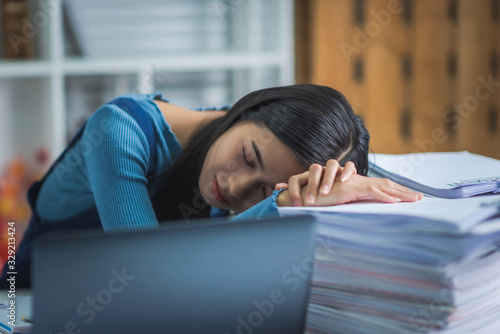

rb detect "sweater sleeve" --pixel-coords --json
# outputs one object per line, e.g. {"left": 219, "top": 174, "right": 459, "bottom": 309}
{"left": 228, "top": 188, "right": 286, "bottom": 222}
{"left": 83, "top": 104, "right": 160, "bottom": 232}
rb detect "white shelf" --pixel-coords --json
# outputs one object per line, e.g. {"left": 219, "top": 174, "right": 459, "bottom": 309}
{"left": 62, "top": 52, "right": 285, "bottom": 75}
{"left": 0, "top": 61, "right": 53, "bottom": 78}
{"left": 0, "top": 52, "right": 287, "bottom": 78}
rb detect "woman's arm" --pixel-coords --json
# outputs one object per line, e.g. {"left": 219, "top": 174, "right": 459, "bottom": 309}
{"left": 275, "top": 158, "right": 422, "bottom": 207}
{"left": 84, "top": 104, "right": 159, "bottom": 231}
{"left": 276, "top": 174, "right": 423, "bottom": 207}
{"left": 230, "top": 160, "right": 422, "bottom": 222}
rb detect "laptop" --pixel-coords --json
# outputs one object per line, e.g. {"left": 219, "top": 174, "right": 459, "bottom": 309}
{"left": 33, "top": 215, "right": 317, "bottom": 333}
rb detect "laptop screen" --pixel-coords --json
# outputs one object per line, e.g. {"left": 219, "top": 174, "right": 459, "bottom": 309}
{"left": 33, "top": 215, "right": 317, "bottom": 334}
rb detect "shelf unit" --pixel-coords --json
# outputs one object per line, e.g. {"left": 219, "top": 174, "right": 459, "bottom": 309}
{"left": 0, "top": 0, "right": 294, "bottom": 171}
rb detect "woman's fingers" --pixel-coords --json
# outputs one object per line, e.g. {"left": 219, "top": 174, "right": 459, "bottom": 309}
{"left": 287, "top": 172, "right": 310, "bottom": 207}
{"left": 305, "top": 164, "right": 325, "bottom": 205}
{"left": 319, "top": 160, "right": 340, "bottom": 196}
{"left": 313, "top": 174, "right": 424, "bottom": 207}
{"left": 274, "top": 182, "right": 288, "bottom": 191}
{"left": 376, "top": 179, "right": 423, "bottom": 202}
{"left": 287, "top": 160, "right": 360, "bottom": 206}
{"left": 340, "top": 161, "right": 357, "bottom": 182}
{"left": 366, "top": 185, "right": 402, "bottom": 203}
{"left": 281, "top": 160, "right": 369, "bottom": 207}
{"left": 319, "top": 160, "right": 357, "bottom": 196}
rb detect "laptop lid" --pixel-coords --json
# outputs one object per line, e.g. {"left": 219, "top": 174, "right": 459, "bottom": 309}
{"left": 33, "top": 215, "right": 317, "bottom": 333}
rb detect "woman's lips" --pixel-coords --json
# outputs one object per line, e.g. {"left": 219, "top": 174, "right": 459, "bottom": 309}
{"left": 212, "top": 178, "right": 229, "bottom": 205}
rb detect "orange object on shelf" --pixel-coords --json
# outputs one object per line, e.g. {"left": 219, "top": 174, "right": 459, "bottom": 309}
{"left": 0, "top": 148, "right": 50, "bottom": 269}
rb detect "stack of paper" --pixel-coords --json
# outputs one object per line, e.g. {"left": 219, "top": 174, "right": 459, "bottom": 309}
{"left": 278, "top": 152, "right": 500, "bottom": 334}
{"left": 369, "top": 151, "right": 500, "bottom": 198}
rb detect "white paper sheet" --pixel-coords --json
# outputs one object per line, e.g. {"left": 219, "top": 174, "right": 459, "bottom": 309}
{"left": 368, "top": 151, "right": 500, "bottom": 188}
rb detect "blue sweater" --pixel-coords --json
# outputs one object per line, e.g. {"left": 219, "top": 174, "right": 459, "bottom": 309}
{"left": 35, "top": 93, "right": 282, "bottom": 231}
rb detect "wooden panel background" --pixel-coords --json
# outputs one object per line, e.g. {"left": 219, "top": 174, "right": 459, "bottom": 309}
{"left": 296, "top": 0, "right": 500, "bottom": 159}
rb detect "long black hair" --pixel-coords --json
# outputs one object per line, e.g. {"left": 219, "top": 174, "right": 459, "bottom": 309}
{"left": 151, "top": 84, "right": 370, "bottom": 223}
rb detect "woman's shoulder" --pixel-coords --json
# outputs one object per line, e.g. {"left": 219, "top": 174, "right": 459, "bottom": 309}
{"left": 82, "top": 96, "right": 164, "bottom": 162}
{"left": 85, "top": 102, "right": 142, "bottom": 137}
{"left": 85, "top": 93, "right": 163, "bottom": 135}
{"left": 153, "top": 99, "right": 226, "bottom": 149}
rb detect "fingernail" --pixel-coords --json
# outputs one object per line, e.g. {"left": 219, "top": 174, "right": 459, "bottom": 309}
{"left": 340, "top": 175, "right": 348, "bottom": 182}
{"left": 395, "top": 198, "right": 402, "bottom": 202}
{"left": 307, "top": 194, "right": 315, "bottom": 204}
{"left": 293, "top": 200, "right": 301, "bottom": 207}
{"left": 321, "top": 185, "right": 329, "bottom": 194}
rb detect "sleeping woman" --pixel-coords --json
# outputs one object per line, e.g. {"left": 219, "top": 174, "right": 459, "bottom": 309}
{"left": 0, "top": 84, "right": 422, "bottom": 288}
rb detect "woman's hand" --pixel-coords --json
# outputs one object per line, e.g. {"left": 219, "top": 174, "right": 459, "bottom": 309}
{"left": 276, "top": 164, "right": 423, "bottom": 207}
{"left": 275, "top": 159, "right": 357, "bottom": 207}
{"left": 312, "top": 174, "right": 423, "bottom": 206}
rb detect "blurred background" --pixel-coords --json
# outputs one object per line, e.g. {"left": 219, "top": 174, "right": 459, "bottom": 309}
{"left": 0, "top": 0, "right": 498, "bottom": 264}
{"left": 296, "top": 0, "right": 499, "bottom": 159}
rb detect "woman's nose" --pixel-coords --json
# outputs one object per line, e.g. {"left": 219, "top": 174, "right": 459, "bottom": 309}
{"left": 228, "top": 172, "right": 257, "bottom": 201}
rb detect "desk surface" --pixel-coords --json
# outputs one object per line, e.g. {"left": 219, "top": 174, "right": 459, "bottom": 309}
{"left": 0, "top": 289, "right": 33, "bottom": 333}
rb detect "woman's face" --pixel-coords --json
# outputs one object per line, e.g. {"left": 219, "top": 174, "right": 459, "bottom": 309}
{"left": 199, "top": 122, "right": 306, "bottom": 213}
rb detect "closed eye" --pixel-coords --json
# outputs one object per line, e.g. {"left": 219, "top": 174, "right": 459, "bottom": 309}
{"left": 242, "top": 146, "right": 254, "bottom": 168}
